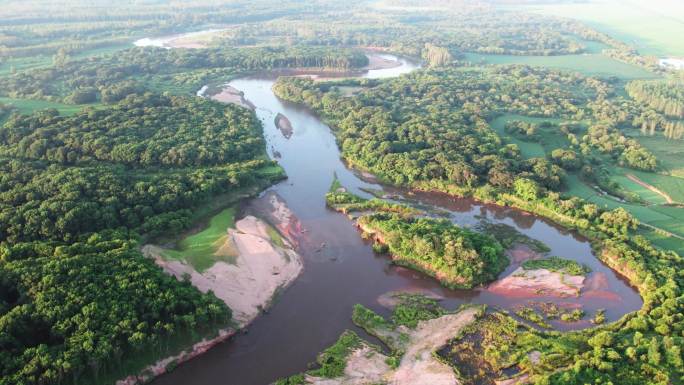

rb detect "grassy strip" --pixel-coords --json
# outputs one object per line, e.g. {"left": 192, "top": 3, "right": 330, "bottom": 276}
{"left": 162, "top": 207, "right": 237, "bottom": 272}
{"left": 522, "top": 256, "right": 590, "bottom": 276}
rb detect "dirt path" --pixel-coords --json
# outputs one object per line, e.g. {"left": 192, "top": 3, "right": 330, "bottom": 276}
{"left": 306, "top": 307, "right": 479, "bottom": 385}
{"left": 626, "top": 173, "right": 674, "bottom": 204}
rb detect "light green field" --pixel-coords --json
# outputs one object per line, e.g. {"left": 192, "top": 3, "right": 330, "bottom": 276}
{"left": 626, "top": 131, "right": 684, "bottom": 178}
{"left": 564, "top": 174, "right": 669, "bottom": 219}
{"left": 610, "top": 174, "right": 667, "bottom": 204}
{"left": 564, "top": 173, "right": 684, "bottom": 250}
{"left": 0, "top": 43, "right": 131, "bottom": 76}
{"left": 489, "top": 114, "right": 573, "bottom": 159}
{"left": 463, "top": 52, "right": 658, "bottom": 79}
{"left": 0, "top": 97, "right": 101, "bottom": 116}
{"left": 639, "top": 227, "right": 684, "bottom": 256}
{"left": 526, "top": 0, "right": 684, "bottom": 58}
{"left": 162, "top": 207, "right": 238, "bottom": 272}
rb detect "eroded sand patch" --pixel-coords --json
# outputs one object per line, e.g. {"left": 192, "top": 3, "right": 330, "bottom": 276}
{"left": 144, "top": 194, "right": 304, "bottom": 326}
{"left": 275, "top": 112, "right": 294, "bottom": 139}
{"left": 208, "top": 85, "right": 256, "bottom": 110}
{"left": 488, "top": 267, "right": 584, "bottom": 298}
{"left": 306, "top": 307, "right": 479, "bottom": 385}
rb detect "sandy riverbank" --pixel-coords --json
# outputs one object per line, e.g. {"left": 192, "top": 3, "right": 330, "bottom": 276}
{"left": 488, "top": 267, "right": 585, "bottom": 298}
{"left": 208, "top": 85, "right": 256, "bottom": 110}
{"left": 305, "top": 307, "right": 479, "bottom": 385}
{"left": 144, "top": 214, "right": 302, "bottom": 325}
{"left": 120, "top": 194, "right": 304, "bottom": 385}
{"left": 364, "top": 53, "right": 403, "bottom": 70}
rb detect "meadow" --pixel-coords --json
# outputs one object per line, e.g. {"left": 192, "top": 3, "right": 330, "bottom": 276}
{"left": 526, "top": 0, "right": 684, "bottom": 57}
{"left": 0, "top": 97, "right": 101, "bottom": 116}
{"left": 463, "top": 52, "right": 658, "bottom": 79}
{"left": 162, "top": 207, "right": 239, "bottom": 272}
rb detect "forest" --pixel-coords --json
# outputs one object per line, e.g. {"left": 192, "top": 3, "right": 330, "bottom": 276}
{"left": 0, "top": 46, "right": 368, "bottom": 103}
{"left": 0, "top": 88, "right": 287, "bottom": 384}
{"left": 359, "top": 213, "right": 507, "bottom": 289}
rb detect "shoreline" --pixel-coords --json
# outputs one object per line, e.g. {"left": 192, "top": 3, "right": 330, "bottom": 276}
{"left": 118, "top": 192, "right": 304, "bottom": 385}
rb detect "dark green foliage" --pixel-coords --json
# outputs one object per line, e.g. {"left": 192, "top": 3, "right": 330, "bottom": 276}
{"left": 0, "top": 88, "right": 281, "bottom": 383}
{"left": 0, "top": 231, "right": 230, "bottom": 385}
{"left": 359, "top": 213, "right": 507, "bottom": 289}
{"left": 391, "top": 294, "right": 445, "bottom": 329}
{"left": 308, "top": 331, "right": 364, "bottom": 378}
{"left": 0, "top": 46, "right": 368, "bottom": 103}
{"left": 0, "top": 93, "right": 264, "bottom": 168}
{"left": 274, "top": 66, "right": 590, "bottom": 192}
{"left": 522, "top": 257, "right": 590, "bottom": 276}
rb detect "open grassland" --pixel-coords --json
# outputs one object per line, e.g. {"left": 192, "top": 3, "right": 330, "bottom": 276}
{"left": 463, "top": 52, "right": 658, "bottom": 79}
{"left": 162, "top": 207, "right": 238, "bottom": 272}
{"left": 489, "top": 114, "right": 568, "bottom": 159}
{"left": 565, "top": 173, "right": 684, "bottom": 243}
{"left": 0, "top": 97, "right": 101, "bottom": 116}
{"left": 627, "top": 131, "right": 684, "bottom": 177}
{"left": 526, "top": 0, "right": 684, "bottom": 57}
{"left": 0, "top": 43, "right": 131, "bottom": 76}
{"left": 616, "top": 168, "right": 684, "bottom": 204}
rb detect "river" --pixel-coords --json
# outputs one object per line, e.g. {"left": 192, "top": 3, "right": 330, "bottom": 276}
{"left": 151, "top": 53, "right": 641, "bottom": 385}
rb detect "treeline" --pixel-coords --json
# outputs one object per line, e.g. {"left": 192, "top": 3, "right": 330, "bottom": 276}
{"left": 0, "top": 46, "right": 369, "bottom": 103}
{"left": 0, "top": 93, "right": 264, "bottom": 167}
{"left": 0, "top": 0, "right": 335, "bottom": 58}
{"left": 274, "top": 62, "right": 684, "bottom": 383}
{"left": 223, "top": 6, "right": 600, "bottom": 57}
{"left": 359, "top": 213, "right": 506, "bottom": 289}
{"left": 626, "top": 80, "right": 684, "bottom": 118}
{"left": 273, "top": 66, "right": 616, "bottom": 192}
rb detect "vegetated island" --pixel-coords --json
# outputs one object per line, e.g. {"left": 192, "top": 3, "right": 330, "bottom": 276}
{"left": 326, "top": 179, "right": 508, "bottom": 289}
{"left": 275, "top": 294, "right": 484, "bottom": 385}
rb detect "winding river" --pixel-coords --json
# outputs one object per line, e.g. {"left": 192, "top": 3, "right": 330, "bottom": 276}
{"left": 150, "top": 53, "right": 642, "bottom": 385}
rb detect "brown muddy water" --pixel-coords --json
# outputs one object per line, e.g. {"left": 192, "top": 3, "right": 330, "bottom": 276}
{"left": 152, "top": 55, "right": 641, "bottom": 385}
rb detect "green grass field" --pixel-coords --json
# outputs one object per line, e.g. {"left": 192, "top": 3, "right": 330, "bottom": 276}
{"left": 626, "top": 131, "right": 684, "bottom": 178}
{"left": 0, "top": 97, "right": 101, "bottom": 116}
{"left": 162, "top": 207, "right": 238, "bottom": 272}
{"left": 0, "top": 43, "right": 131, "bottom": 76}
{"left": 526, "top": 0, "right": 684, "bottom": 57}
{"left": 489, "top": 114, "right": 574, "bottom": 159}
{"left": 463, "top": 52, "right": 658, "bottom": 80}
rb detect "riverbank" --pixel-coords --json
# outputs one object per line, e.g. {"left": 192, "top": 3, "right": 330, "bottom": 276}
{"left": 207, "top": 85, "right": 255, "bottom": 110}
{"left": 121, "top": 192, "right": 303, "bottom": 385}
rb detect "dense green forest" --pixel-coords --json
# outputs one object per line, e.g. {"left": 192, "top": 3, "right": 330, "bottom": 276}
{"left": 273, "top": 66, "right": 658, "bottom": 194}
{"left": 359, "top": 213, "right": 506, "bottom": 289}
{"left": 0, "top": 93, "right": 265, "bottom": 167}
{"left": 0, "top": 46, "right": 368, "bottom": 103}
{"left": 0, "top": 90, "right": 286, "bottom": 384}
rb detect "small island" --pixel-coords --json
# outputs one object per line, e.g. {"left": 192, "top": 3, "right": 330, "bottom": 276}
{"left": 326, "top": 180, "right": 507, "bottom": 289}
